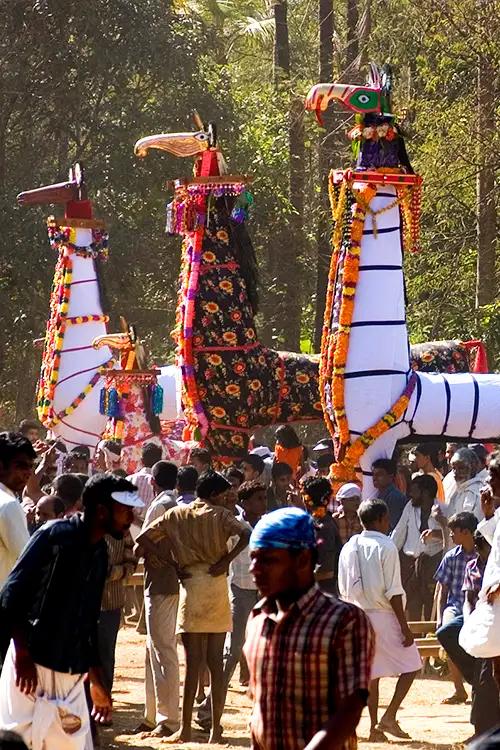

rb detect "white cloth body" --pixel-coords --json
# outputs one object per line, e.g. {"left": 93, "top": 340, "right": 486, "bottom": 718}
{"left": 0, "top": 642, "right": 90, "bottom": 750}
{"left": 49, "top": 230, "right": 112, "bottom": 454}
{"left": 391, "top": 502, "right": 443, "bottom": 558}
{"left": 0, "top": 484, "right": 29, "bottom": 587}
{"left": 336, "top": 185, "right": 500, "bottom": 498}
{"left": 367, "top": 610, "right": 422, "bottom": 679}
{"left": 340, "top": 187, "right": 410, "bottom": 499}
{"left": 144, "top": 592, "right": 180, "bottom": 729}
{"left": 338, "top": 530, "right": 406, "bottom": 612}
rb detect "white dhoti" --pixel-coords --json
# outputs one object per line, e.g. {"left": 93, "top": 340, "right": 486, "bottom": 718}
{"left": 177, "top": 564, "right": 231, "bottom": 634}
{"left": 367, "top": 610, "right": 422, "bottom": 679}
{"left": 0, "top": 642, "right": 91, "bottom": 750}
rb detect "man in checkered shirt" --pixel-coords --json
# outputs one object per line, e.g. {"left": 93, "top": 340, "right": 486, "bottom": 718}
{"left": 244, "top": 508, "right": 374, "bottom": 750}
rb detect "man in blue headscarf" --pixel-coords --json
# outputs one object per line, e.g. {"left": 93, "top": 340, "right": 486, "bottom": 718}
{"left": 243, "top": 508, "right": 374, "bottom": 750}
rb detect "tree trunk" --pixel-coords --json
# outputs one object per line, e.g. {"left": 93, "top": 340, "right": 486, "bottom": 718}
{"left": 475, "top": 53, "right": 497, "bottom": 308}
{"left": 313, "top": 0, "right": 334, "bottom": 352}
{"left": 273, "top": 0, "right": 303, "bottom": 351}
{"left": 345, "top": 0, "right": 359, "bottom": 72}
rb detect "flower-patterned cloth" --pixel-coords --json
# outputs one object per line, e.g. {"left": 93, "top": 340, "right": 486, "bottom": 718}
{"left": 180, "top": 212, "right": 322, "bottom": 461}
{"left": 410, "top": 341, "right": 471, "bottom": 374}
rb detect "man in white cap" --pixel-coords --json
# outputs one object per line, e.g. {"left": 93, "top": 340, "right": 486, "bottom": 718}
{"left": 0, "top": 473, "right": 143, "bottom": 750}
{"left": 332, "top": 483, "right": 362, "bottom": 545}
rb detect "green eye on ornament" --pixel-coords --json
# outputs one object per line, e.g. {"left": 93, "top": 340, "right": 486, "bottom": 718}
{"left": 347, "top": 89, "right": 380, "bottom": 112}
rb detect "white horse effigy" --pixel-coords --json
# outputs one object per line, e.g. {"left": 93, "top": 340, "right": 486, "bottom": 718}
{"left": 306, "top": 64, "right": 500, "bottom": 497}
{"left": 18, "top": 165, "right": 114, "bottom": 453}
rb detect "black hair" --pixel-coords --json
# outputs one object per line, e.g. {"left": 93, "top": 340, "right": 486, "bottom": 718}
{"left": 177, "top": 465, "right": 199, "bottom": 493}
{"left": 69, "top": 445, "right": 90, "bottom": 460}
{"left": 271, "top": 461, "right": 293, "bottom": 480}
{"left": 189, "top": 447, "right": 212, "bottom": 466}
{"left": 490, "top": 451, "right": 500, "bottom": 476}
{"left": 18, "top": 419, "right": 39, "bottom": 436}
{"left": 358, "top": 498, "right": 389, "bottom": 527}
{"left": 101, "top": 439, "right": 122, "bottom": 457}
{"left": 448, "top": 511, "right": 478, "bottom": 533}
{"left": 372, "top": 457, "right": 397, "bottom": 477}
{"left": 238, "top": 480, "right": 267, "bottom": 504}
{"left": 141, "top": 442, "right": 163, "bottom": 468}
{"left": 0, "top": 432, "right": 36, "bottom": 467}
{"left": 274, "top": 424, "right": 301, "bottom": 449}
{"left": 415, "top": 443, "right": 439, "bottom": 468}
{"left": 473, "top": 530, "right": 491, "bottom": 551}
{"left": 242, "top": 454, "right": 265, "bottom": 475}
{"left": 38, "top": 494, "right": 65, "bottom": 517}
{"left": 301, "top": 476, "right": 332, "bottom": 506}
{"left": 196, "top": 469, "right": 231, "bottom": 500}
{"left": 316, "top": 453, "right": 334, "bottom": 470}
{"left": 52, "top": 473, "right": 84, "bottom": 508}
{"left": 225, "top": 466, "right": 244, "bottom": 483}
{"left": 152, "top": 460, "right": 178, "bottom": 491}
{"left": 410, "top": 473, "right": 438, "bottom": 498}
{"left": 0, "top": 730, "right": 29, "bottom": 750}
{"left": 82, "top": 473, "right": 137, "bottom": 515}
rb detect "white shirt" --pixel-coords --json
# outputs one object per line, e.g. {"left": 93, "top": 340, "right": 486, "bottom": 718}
{"left": 0, "top": 482, "right": 29, "bottom": 587}
{"left": 143, "top": 490, "right": 177, "bottom": 528}
{"left": 338, "top": 530, "right": 405, "bottom": 612}
{"left": 478, "top": 509, "right": 500, "bottom": 593}
{"left": 391, "top": 502, "right": 443, "bottom": 558}
{"left": 127, "top": 467, "right": 155, "bottom": 518}
{"left": 229, "top": 515, "right": 256, "bottom": 590}
{"left": 442, "top": 474, "right": 483, "bottom": 521}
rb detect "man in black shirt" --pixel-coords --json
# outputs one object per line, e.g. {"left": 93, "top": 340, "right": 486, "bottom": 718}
{"left": 0, "top": 473, "right": 143, "bottom": 750}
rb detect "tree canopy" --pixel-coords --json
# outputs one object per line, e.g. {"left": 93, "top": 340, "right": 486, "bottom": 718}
{"left": 0, "top": 0, "right": 498, "bottom": 426}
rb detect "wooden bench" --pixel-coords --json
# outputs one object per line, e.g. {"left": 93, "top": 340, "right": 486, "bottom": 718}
{"left": 409, "top": 621, "right": 442, "bottom": 659}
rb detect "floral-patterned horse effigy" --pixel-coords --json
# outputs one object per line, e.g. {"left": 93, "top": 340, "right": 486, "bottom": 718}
{"left": 305, "top": 63, "right": 500, "bottom": 497}
{"left": 18, "top": 165, "right": 114, "bottom": 453}
{"left": 135, "top": 120, "right": 322, "bottom": 462}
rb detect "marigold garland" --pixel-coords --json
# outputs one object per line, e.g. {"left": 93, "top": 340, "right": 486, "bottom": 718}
{"left": 37, "top": 217, "right": 111, "bottom": 427}
{"left": 320, "top": 167, "right": 425, "bottom": 487}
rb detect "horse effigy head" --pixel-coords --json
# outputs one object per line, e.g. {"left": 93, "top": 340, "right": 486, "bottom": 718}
{"left": 134, "top": 112, "right": 218, "bottom": 159}
{"left": 306, "top": 63, "right": 414, "bottom": 173}
{"left": 17, "top": 162, "right": 88, "bottom": 206}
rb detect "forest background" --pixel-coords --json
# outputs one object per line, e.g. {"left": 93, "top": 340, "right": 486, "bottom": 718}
{"left": 0, "top": 0, "right": 498, "bottom": 425}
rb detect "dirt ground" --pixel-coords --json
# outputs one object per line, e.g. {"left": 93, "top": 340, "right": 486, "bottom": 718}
{"left": 100, "top": 625, "right": 473, "bottom": 750}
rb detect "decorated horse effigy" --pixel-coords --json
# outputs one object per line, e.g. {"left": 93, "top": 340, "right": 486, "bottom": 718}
{"left": 134, "top": 117, "right": 322, "bottom": 462}
{"left": 18, "top": 165, "right": 182, "bottom": 457}
{"left": 92, "top": 319, "right": 191, "bottom": 472}
{"left": 18, "top": 166, "right": 114, "bottom": 453}
{"left": 305, "top": 63, "right": 500, "bottom": 497}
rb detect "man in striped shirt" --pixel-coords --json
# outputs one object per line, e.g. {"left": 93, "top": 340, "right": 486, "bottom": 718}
{"left": 244, "top": 508, "right": 374, "bottom": 750}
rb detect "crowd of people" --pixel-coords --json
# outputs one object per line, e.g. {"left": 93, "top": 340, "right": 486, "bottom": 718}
{"left": 0, "top": 417, "right": 499, "bottom": 750}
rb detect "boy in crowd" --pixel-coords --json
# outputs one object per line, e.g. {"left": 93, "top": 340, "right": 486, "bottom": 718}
{"left": 414, "top": 444, "right": 445, "bottom": 502}
{"left": 127, "top": 442, "right": 163, "bottom": 515}
{"left": 372, "top": 458, "right": 408, "bottom": 530}
{"left": 267, "top": 462, "right": 293, "bottom": 511}
{"left": 52, "top": 473, "right": 85, "bottom": 517}
{"left": 339, "top": 499, "right": 421, "bottom": 741}
{"left": 435, "top": 512, "right": 478, "bottom": 704}
{"left": 134, "top": 461, "right": 180, "bottom": 737}
{"left": 18, "top": 421, "right": 40, "bottom": 445}
{"left": 332, "top": 483, "right": 362, "bottom": 544}
{"left": 241, "top": 454, "right": 265, "bottom": 484}
{"left": 176, "top": 465, "right": 198, "bottom": 506}
{"left": 32, "top": 495, "right": 65, "bottom": 532}
{"left": 392, "top": 474, "right": 443, "bottom": 619}
{"left": 301, "top": 476, "right": 342, "bottom": 594}
{"left": 188, "top": 447, "right": 211, "bottom": 475}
